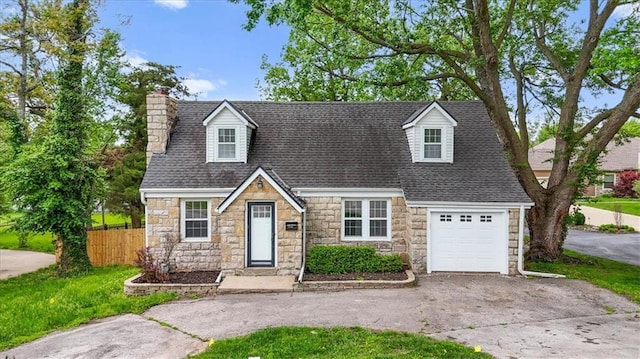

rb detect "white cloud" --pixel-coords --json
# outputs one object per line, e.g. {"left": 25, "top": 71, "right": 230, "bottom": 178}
{"left": 121, "top": 51, "right": 149, "bottom": 72}
{"left": 183, "top": 76, "right": 227, "bottom": 99}
{"left": 154, "top": 0, "right": 188, "bottom": 10}
{"left": 613, "top": 3, "right": 639, "bottom": 18}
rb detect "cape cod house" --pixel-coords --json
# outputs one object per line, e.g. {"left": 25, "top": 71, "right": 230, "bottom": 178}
{"left": 140, "top": 89, "right": 532, "bottom": 276}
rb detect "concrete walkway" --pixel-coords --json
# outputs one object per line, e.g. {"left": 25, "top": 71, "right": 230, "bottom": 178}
{"left": 6, "top": 275, "right": 637, "bottom": 359}
{"left": 218, "top": 275, "right": 295, "bottom": 294}
{"left": 574, "top": 205, "right": 640, "bottom": 229}
{"left": 0, "top": 249, "right": 55, "bottom": 279}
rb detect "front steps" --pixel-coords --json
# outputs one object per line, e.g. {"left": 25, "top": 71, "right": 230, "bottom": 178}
{"left": 217, "top": 275, "right": 296, "bottom": 294}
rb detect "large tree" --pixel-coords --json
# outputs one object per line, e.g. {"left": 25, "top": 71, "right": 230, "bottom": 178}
{"left": 237, "top": 0, "right": 640, "bottom": 261}
{"left": 104, "top": 62, "right": 188, "bottom": 228}
{"left": 5, "top": 0, "right": 97, "bottom": 273}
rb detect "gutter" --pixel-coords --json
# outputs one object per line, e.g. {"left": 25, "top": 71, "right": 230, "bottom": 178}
{"left": 517, "top": 205, "right": 565, "bottom": 278}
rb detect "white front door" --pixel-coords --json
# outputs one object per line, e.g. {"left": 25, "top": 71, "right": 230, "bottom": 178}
{"left": 429, "top": 211, "right": 507, "bottom": 274}
{"left": 248, "top": 203, "right": 275, "bottom": 266}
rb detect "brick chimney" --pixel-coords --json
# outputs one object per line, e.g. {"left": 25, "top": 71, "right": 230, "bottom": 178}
{"left": 146, "top": 87, "right": 178, "bottom": 166}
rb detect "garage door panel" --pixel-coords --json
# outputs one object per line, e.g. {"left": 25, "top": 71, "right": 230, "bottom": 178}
{"left": 430, "top": 211, "right": 507, "bottom": 273}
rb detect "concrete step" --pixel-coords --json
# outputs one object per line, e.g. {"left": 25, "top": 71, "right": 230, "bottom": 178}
{"left": 235, "top": 268, "right": 278, "bottom": 276}
{"left": 217, "top": 275, "right": 295, "bottom": 294}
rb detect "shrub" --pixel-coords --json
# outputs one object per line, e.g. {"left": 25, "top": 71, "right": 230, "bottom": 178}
{"left": 565, "top": 207, "right": 585, "bottom": 225}
{"left": 306, "top": 246, "right": 403, "bottom": 274}
{"left": 612, "top": 170, "right": 640, "bottom": 198}
{"left": 598, "top": 224, "right": 636, "bottom": 233}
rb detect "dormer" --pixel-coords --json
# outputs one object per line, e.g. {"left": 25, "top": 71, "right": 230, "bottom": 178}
{"left": 203, "top": 100, "right": 258, "bottom": 163}
{"left": 402, "top": 102, "right": 457, "bottom": 163}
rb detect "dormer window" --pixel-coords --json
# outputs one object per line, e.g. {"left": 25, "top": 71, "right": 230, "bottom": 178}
{"left": 203, "top": 100, "right": 258, "bottom": 163}
{"left": 217, "top": 127, "right": 237, "bottom": 160}
{"left": 423, "top": 128, "right": 442, "bottom": 159}
{"left": 402, "top": 102, "right": 457, "bottom": 163}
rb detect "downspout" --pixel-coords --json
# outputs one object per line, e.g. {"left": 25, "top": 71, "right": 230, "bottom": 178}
{"left": 141, "top": 191, "right": 149, "bottom": 247}
{"left": 517, "top": 205, "right": 565, "bottom": 278}
{"left": 298, "top": 210, "right": 306, "bottom": 283}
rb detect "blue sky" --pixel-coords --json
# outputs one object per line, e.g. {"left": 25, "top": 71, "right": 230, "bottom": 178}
{"left": 97, "top": 0, "right": 290, "bottom": 100}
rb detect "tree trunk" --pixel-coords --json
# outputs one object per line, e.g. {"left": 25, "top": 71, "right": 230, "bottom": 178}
{"left": 57, "top": 231, "right": 92, "bottom": 275}
{"left": 526, "top": 186, "right": 575, "bottom": 261}
{"left": 130, "top": 211, "right": 142, "bottom": 229}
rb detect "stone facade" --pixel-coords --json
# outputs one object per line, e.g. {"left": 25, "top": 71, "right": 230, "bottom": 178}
{"left": 218, "top": 175, "right": 303, "bottom": 276}
{"left": 146, "top": 193, "right": 522, "bottom": 276}
{"left": 305, "top": 197, "right": 408, "bottom": 255}
{"left": 146, "top": 197, "right": 222, "bottom": 271}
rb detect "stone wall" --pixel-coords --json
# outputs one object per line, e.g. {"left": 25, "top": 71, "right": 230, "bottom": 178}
{"left": 218, "top": 175, "right": 303, "bottom": 276}
{"left": 508, "top": 208, "right": 520, "bottom": 275}
{"left": 406, "top": 207, "right": 427, "bottom": 272}
{"left": 146, "top": 197, "right": 222, "bottom": 271}
{"left": 305, "top": 197, "right": 408, "bottom": 255}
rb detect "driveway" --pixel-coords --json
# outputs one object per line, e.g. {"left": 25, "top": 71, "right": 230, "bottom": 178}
{"left": 576, "top": 205, "right": 640, "bottom": 229}
{"left": 566, "top": 229, "right": 640, "bottom": 266}
{"left": 0, "top": 249, "right": 56, "bottom": 279}
{"left": 3, "top": 275, "right": 639, "bottom": 359}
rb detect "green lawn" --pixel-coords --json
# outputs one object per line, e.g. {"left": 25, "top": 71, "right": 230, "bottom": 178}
{"left": 578, "top": 197, "right": 640, "bottom": 216}
{"left": 0, "top": 213, "right": 133, "bottom": 253}
{"left": 527, "top": 250, "right": 640, "bottom": 304}
{"left": 193, "top": 326, "right": 490, "bottom": 359}
{"left": 0, "top": 266, "right": 176, "bottom": 351}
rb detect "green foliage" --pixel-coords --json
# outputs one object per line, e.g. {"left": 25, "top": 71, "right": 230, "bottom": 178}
{"left": 618, "top": 119, "right": 640, "bottom": 138}
{"left": 527, "top": 249, "right": 640, "bottom": 304}
{"left": 535, "top": 122, "right": 558, "bottom": 144}
{"left": 306, "top": 246, "right": 403, "bottom": 274}
{"left": 597, "top": 224, "right": 635, "bottom": 233}
{"left": 565, "top": 207, "right": 586, "bottom": 226}
{"left": 634, "top": 180, "right": 640, "bottom": 197}
{"left": 3, "top": 0, "right": 97, "bottom": 274}
{"left": 0, "top": 266, "right": 176, "bottom": 350}
{"left": 194, "top": 326, "right": 490, "bottom": 359}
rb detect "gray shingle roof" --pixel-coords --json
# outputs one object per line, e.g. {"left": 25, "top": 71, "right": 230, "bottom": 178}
{"left": 141, "top": 101, "right": 530, "bottom": 203}
{"left": 529, "top": 137, "right": 640, "bottom": 172}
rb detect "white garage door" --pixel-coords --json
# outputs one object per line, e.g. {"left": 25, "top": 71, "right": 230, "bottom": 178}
{"left": 429, "top": 211, "right": 507, "bottom": 273}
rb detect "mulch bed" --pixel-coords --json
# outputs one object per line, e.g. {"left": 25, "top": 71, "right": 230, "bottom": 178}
{"left": 304, "top": 271, "right": 408, "bottom": 281}
{"left": 133, "top": 271, "right": 220, "bottom": 284}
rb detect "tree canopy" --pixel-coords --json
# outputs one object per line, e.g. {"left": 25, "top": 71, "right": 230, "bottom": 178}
{"left": 237, "top": 0, "right": 640, "bottom": 260}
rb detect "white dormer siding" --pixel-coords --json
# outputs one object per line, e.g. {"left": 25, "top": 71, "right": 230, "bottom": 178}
{"left": 402, "top": 102, "right": 457, "bottom": 163}
{"left": 203, "top": 101, "right": 257, "bottom": 163}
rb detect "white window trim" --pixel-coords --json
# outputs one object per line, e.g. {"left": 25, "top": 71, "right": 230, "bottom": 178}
{"left": 180, "top": 199, "right": 211, "bottom": 242}
{"left": 419, "top": 125, "right": 447, "bottom": 162}
{"left": 341, "top": 199, "right": 392, "bottom": 241}
{"left": 602, "top": 173, "right": 616, "bottom": 190}
{"left": 213, "top": 125, "right": 240, "bottom": 162}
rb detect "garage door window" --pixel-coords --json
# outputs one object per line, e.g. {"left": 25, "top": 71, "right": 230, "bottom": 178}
{"left": 480, "top": 215, "right": 492, "bottom": 222}
{"left": 343, "top": 199, "right": 391, "bottom": 240}
{"left": 460, "top": 215, "right": 472, "bottom": 222}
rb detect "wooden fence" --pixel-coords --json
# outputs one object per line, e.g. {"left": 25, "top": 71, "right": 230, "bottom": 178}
{"left": 86, "top": 227, "right": 145, "bottom": 266}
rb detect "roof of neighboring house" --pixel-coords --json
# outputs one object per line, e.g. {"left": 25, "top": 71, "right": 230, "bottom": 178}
{"left": 529, "top": 137, "right": 640, "bottom": 172}
{"left": 141, "top": 101, "right": 530, "bottom": 203}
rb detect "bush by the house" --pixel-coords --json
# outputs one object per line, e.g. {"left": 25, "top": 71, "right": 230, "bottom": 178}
{"left": 598, "top": 224, "right": 635, "bottom": 233}
{"left": 613, "top": 170, "right": 640, "bottom": 198}
{"left": 307, "top": 246, "right": 403, "bottom": 274}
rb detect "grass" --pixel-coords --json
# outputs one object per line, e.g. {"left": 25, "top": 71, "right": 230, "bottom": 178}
{"left": 527, "top": 249, "right": 640, "bottom": 304}
{"left": 0, "top": 266, "right": 176, "bottom": 351}
{"left": 193, "top": 326, "right": 490, "bottom": 359}
{"left": 0, "top": 213, "right": 132, "bottom": 254}
{"left": 578, "top": 197, "right": 640, "bottom": 216}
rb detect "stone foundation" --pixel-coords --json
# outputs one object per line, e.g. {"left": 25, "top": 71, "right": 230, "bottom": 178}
{"left": 124, "top": 274, "right": 218, "bottom": 297}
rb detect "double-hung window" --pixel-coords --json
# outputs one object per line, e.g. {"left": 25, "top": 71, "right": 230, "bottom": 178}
{"left": 216, "top": 127, "right": 237, "bottom": 160}
{"left": 423, "top": 128, "right": 442, "bottom": 159}
{"left": 181, "top": 200, "right": 210, "bottom": 241}
{"left": 602, "top": 173, "right": 615, "bottom": 189}
{"left": 343, "top": 199, "right": 391, "bottom": 240}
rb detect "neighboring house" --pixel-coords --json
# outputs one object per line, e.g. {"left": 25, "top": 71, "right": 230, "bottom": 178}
{"left": 140, "top": 89, "right": 532, "bottom": 277}
{"left": 529, "top": 137, "right": 640, "bottom": 196}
